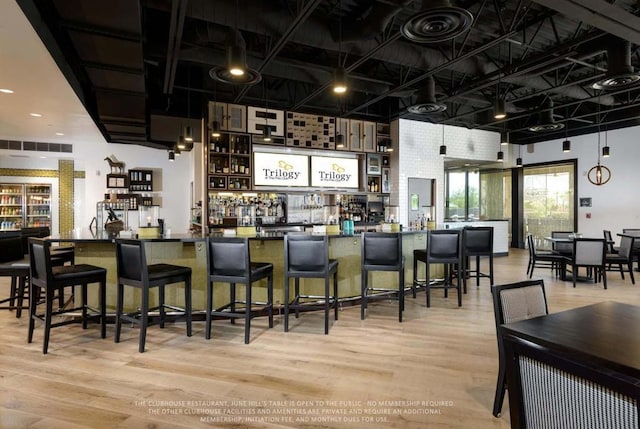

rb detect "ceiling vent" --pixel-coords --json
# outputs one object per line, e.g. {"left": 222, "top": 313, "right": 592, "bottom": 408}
{"left": 400, "top": 0, "right": 474, "bottom": 43}
{"left": 407, "top": 76, "right": 447, "bottom": 114}
{"left": 528, "top": 99, "right": 565, "bottom": 132}
{"left": 592, "top": 40, "right": 640, "bottom": 90}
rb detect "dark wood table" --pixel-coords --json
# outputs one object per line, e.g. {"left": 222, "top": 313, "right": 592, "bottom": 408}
{"left": 500, "top": 301, "right": 640, "bottom": 428}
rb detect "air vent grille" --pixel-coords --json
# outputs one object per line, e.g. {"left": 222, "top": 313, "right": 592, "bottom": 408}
{"left": 0, "top": 140, "right": 72, "bottom": 153}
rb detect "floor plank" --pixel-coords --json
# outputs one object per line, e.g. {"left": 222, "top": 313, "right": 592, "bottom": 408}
{"left": 1, "top": 249, "right": 638, "bottom": 428}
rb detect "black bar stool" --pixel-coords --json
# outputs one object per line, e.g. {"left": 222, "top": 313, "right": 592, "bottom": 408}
{"left": 27, "top": 238, "right": 107, "bottom": 354}
{"left": 462, "top": 226, "right": 494, "bottom": 290}
{"left": 425, "top": 230, "right": 464, "bottom": 307}
{"left": 284, "top": 234, "right": 338, "bottom": 334}
{"left": 205, "top": 237, "right": 274, "bottom": 344}
{"left": 361, "top": 232, "right": 405, "bottom": 322}
{"left": 114, "top": 239, "right": 192, "bottom": 353}
{"left": 0, "top": 233, "right": 29, "bottom": 318}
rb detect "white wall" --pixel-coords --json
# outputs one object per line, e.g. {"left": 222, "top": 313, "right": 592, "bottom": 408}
{"left": 0, "top": 140, "right": 195, "bottom": 234}
{"left": 521, "top": 126, "right": 640, "bottom": 243}
{"left": 395, "top": 119, "right": 502, "bottom": 226}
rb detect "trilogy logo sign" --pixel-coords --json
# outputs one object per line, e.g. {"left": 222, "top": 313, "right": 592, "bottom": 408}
{"left": 311, "top": 156, "right": 359, "bottom": 188}
{"left": 318, "top": 163, "right": 351, "bottom": 182}
{"left": 261, "top": 160, "right": 302, "bottom": 180}
{"left": 254, "top": 152, "right": 309, "bottom": 187}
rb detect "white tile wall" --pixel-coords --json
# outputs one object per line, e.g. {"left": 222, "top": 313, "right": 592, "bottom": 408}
{"left": 393, "top": 119, "right": 502, "bottom": 226}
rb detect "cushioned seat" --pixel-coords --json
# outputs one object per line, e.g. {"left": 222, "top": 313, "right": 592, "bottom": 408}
{"left": 361, "top": 232, "right": 405, "bottom": 322}
{"left": 424, "top": 229, "right": 464, "bottom": 307}
{"left": 284, "top": 234, "right": 338, "bottom": 334}
{"left": 0, "top": 233, "right": 29, "bottom": 318}
{"left": 28, "top": 238, "right": 107, "bottom": 354}
{"left": 606, "top": 234, "right": 635, "bottom": 284}
{"left": 205, "top": 237, "right": 274, "bottom": 344}
{"left": 114, "top": 239, "right": 192, "bottom": 353}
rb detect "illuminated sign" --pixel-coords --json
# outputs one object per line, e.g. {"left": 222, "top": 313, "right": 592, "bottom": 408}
{"left": 253, "top": 152, "right": 309, "bottom": 187}
{"left": 311, "top": 156, "right": 359, "bottom": 188}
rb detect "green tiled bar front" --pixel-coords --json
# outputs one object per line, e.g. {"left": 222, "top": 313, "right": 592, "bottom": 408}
{"left": 70, "top": 232, "right": 436, "bottom": 312}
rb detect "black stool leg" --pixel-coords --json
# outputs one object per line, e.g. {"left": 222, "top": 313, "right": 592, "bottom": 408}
{"left": 114, "top": 283, "right": 124, "bottom": 343}
{"left": 81, "top": 283, "right": 88, "bottom": 329}
{"left": 28, "top": 283, "right": 38, "bottom": 344}
{"left": 230, "top": 283, "right": 236, "bottom": 324}
{"left": 294, "top": 278, "right": 300, "bottom": 319}
{"left": 412, "top": 256, "right": 417, "bottom": 298}
{"left": 43, "top": 288, "right": 54, "bottom": 354}
{"left": 244, "top": 282, "right": 251, "bottom": 344}
{"left": 139, "top": 286, "right": 149, "bottom": 353}
{"left": 361, "top": 269, "right": 367, "bottom": 320}
{"left": 493, "top": 366, "right": 506, "bottom": 417}
{"left": 284, "top": 276, "right": 290, "bottom": 332}
{"left": 324, "top": 276, "right": 329, "bottom": 335}
{"left": 99, "top": 278, "right": 106, "bottom": 339}
{"left": 159, "top": 285, "right": 166, "bottom": 329}
{"left": 9, "top": 276, "right": 17, "bottom": 309}
{"left": 333, "top": 270, "right": 338, "bottom": 321}
{"left": 185, "top": 276, "right": 192, "bottom": 337}
{"left": 398, "top": 270, "right": 404, "bottom": 323}
{"left": 426, "top": 263, "right": 431, "bottom": 308}
{"left": 16, "top": 275, "right": 27, "bottom": 318}
{"left": 205, "top": 280, "right": 213, "bottom": 339}
{"left": 267, "top": 275, "right": 274, "bottom": 328}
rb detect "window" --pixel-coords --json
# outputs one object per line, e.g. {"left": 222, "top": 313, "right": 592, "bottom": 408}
{"left": 445, "top": 170, "right": 479, "bottom": 220}
{"left": 523, "top": 162, "right": 575, "bottom": 250}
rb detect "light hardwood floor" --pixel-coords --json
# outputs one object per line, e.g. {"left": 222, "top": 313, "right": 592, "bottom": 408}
{"left": 2, "top": 249, "right": 639, "bottom": 428}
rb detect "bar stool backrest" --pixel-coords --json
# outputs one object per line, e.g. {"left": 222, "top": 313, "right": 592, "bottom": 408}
{"left": 207, "top": 237, "right": 250, "bottom": 277}
{"left": 427, "top": 229, "right": 462, "bottom": 263}
{"left": 115, "top": 239, "right": 147, "bottom": 283}
{"left": 464, "top": 226, "right": 493, "bottom": 255}
{"left": 285, "top": 234, "right": 328, "bottom": 274}
{"left": 362, "top": 232, "right": 402, "bottom": 268}
{"left": 28, "top": 238, "right": 52, "bottom": 285}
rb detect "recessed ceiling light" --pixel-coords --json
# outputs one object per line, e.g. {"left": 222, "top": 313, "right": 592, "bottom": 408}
{"left": 29, "top": 113, "right": 42, "bottom": 117}
{"left": 0, "top": 88, "right": 14, "bottom": 94}
{"left": 55, "top": 132, "right": 64, "bottom": 136}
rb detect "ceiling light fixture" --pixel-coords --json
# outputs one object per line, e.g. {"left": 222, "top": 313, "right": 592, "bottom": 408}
{"left": 55, "top": 132, "right": 64, "bottom": 136}
{"left": 500, "top": 130, "right": 509, "bottom": 146}
{"left": 335, "top": 133, "right": 344, "bottom": 148}
{"left": 497, "top": 150, "right": 504, "bottom": 162}
{"left": 602, "top": 127, "right": 611, "bottom": 157}
{"left": 177, "top": 133, "right": 186, "bottom": 150}
{"left": 0, "top": 88, "right": 14, "bottom": 94}
{"left": 262, "top": 77, "right": 271, "bottom": 142}
{"left": 29, "top": 113, "right": 42, "bottom": 117}
{"left": 174, "top": 145, "right": 181, "bottom": 156}
{"left": 333, "top": 0, "right": 348, "bottom": 94}
{"left": 494, "top": 99, "right": 506, "bottom": 120}
{"left": 588, "top": 96, "right": 611, "bottom": 186}
{"left": 400, "top": 0, "right": 474, "bottom": 43}
{"left": 439, "top": 124, "right": 447, "bottom": 156}
{"left": 168, "top": 150, "right": 175, "bottom": 161}
{"left": 209, "top": 27, "right": 261, "bottom": 85}
{"left": 211, "top": 121, "right": 221, "bottom": 138}
{"left": 562, "top": 108, "right": 571, "bottom": 152}
{"left": 562, "top": 139, "right": 571, "bottom": 153}
{"left": 516, "top": 144, "right": 523, "bottom": 167}
{"left": 183, "top": 125, "right": 193, "bottom": 142}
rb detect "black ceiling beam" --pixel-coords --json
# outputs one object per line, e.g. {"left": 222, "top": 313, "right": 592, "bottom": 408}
{"left": 59, "top": 19, "right": 141, "bottom": 42}
{"left": 233, "top": 0, "right": 322, "bottom": 103}
{"left": 162, "top": 0, "right": 187, "bottom": 95}
{"left": 82, "top": 61, "right": 144, "bottom": 75}
{"left": 289, "top": 31, "right": 402, "bottom": 111}
{"left": 344, "top": 32, "right": 517, "bottom": 117}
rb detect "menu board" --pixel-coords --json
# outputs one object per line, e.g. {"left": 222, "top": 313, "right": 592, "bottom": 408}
{"left": 310, "top": 156, "right": 359, "bottom": 188}
{"left": 253, "top": 152, "right": 309, "bottom": 187}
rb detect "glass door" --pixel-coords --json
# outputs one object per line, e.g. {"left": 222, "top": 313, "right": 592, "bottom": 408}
{"left": 523, "top": 163, "right": 575, "bottom": 250}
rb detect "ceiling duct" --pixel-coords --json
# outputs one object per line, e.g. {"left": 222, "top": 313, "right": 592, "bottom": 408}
{"left": 528, "top": 99, "right": 565, "bottom": 132}
{"left": 407, "top": 76, "right": 446, "bottom": 114}
{"left": 400, "top": 0, "right": 474, "bottom": 43}
{"left": 592, "top": 39, "right": 640, "bottom": 90}
{"left": 338, "top": 0, "right": 412, "bottom": 42}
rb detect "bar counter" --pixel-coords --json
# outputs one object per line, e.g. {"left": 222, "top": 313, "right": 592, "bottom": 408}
{"left": 47, "top": 229, "right": 434, "bottom": 312}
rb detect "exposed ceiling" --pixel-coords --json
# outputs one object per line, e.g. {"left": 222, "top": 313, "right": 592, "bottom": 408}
{"left": 14, "top": 0, "right": 640, "bottom": 150}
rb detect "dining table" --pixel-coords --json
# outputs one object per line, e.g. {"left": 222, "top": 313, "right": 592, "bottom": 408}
{"left": 500, "top": 301, "right": 640, "bottom": 429}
